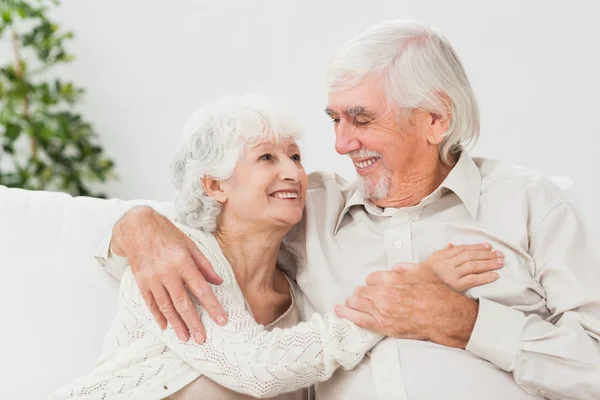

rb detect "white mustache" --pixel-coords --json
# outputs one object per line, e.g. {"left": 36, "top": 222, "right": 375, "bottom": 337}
{"left": 348, "top": 148, "right": 382, "bottom": 159}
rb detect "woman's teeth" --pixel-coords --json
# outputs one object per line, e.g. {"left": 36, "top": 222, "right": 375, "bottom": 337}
{"left": 271, "top": 191, "right": 298, "bottom": 199}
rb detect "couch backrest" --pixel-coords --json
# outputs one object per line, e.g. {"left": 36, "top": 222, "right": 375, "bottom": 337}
{"left": 0, "top": 177, "right": 574, "bottom": 399}
{"left": 0, "top": 185, "right": 173, "bottom": 399}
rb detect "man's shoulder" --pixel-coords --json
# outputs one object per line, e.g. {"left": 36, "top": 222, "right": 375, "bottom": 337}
{"left": 307, "top": 170, "right": 353, "bottom": 190}
{"left": 306, "top": 170, "right": 355, "bottom": 201}
{"left": 474, "top": 156, "right": 574, "bottom": 207}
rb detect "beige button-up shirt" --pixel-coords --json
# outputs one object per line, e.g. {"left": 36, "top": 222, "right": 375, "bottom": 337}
{"left": 277, "top": 151, "right": 600, "bottom": 400}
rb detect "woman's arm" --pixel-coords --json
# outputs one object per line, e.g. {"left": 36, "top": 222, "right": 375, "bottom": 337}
{"left": 120, "top": 265, "right": 383, "bottom": 398}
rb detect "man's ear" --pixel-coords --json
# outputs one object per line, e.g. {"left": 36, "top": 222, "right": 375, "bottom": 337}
{"left": 202, "top": 177, "right": 227, "bottom": 204}
{"left": 426, "top": 92, "right": 452, "bottom": 145}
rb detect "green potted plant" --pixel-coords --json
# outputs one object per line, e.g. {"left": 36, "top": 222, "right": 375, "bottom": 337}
{"left": 0, "top": 0, "right": 116, "bottom": 197}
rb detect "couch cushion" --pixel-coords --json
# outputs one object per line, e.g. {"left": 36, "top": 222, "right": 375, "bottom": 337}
{"left": 0, "top": 185, "right": 172, "bottom": 399}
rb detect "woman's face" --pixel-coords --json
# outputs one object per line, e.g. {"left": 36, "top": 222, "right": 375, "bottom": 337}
{"left": 217, "top": 138, "right": 308, "bottom": 230}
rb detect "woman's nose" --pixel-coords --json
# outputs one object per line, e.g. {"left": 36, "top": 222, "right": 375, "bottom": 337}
{"left": 279, "top": 157, "right": 301, "bottom": 181}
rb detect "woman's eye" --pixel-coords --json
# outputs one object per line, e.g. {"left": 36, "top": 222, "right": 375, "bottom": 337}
{"left": 259, "top": 153, "right": 274, "bottom": 161}
{"left": 291, "top": 154, "right": 301, "bottom": 161}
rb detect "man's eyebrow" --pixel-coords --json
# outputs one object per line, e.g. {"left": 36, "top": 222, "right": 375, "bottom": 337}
{"left": 324, "top": 106, "right": 374, "bottom": 119}
{"left": 346, "top": 106, "right": 374, "bottom": 118}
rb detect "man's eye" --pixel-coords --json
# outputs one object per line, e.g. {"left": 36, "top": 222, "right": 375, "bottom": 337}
{"left": 291, "top": 154, "right": 301, "bottom": 161}
{"left": 259, "top": 153, "right": 274, "bottom": 161}
{"left": 354, "top": 120, "right": 370, "bottom": 126}
{"left": 331, "top": 118, "right": 340, "bottom": 124}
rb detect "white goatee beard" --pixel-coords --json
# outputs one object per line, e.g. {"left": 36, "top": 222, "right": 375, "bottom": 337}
{"left": 356, "top": 172, "right": 391, "bottom": 200}
{"left": 349, "top": 148, "right": 391, "bottom": 201}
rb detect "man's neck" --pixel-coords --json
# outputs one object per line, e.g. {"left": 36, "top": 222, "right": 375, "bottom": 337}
{"left": 373, "top": 154, "right": 456, "bottom": 209}
{"left": 214, "top": 222, "right": 287, "bottom": 293}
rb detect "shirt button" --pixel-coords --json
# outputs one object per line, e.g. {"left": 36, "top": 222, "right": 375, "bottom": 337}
{"left": 383, "top": 372, "right": 392, "bottom": 380}
{"left": 394, "top": 240, "right": 403, "bottom": 249}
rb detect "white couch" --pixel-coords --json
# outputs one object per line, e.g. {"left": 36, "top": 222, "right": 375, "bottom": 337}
{"left": 0, "top": 185, "right": 175, "bottom": 399}
{"left": 0, "top": 178, "right": 575, "bottom": 399}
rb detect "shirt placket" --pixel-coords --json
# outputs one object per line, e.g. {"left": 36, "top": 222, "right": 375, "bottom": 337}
{"left": 372, "top": 207, "right": 426, "bottom": 399}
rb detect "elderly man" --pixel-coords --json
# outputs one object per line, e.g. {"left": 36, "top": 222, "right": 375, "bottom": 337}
{"left": 103, "top": 20, "right": 600, "bottom": 399}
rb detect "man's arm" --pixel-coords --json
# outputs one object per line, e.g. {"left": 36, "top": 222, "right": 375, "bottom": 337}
{"left": 103, "top": 206, "right": 226, "bottom": 343}
{"left": 465, "top": 202, "right": 600, "bottom": 399}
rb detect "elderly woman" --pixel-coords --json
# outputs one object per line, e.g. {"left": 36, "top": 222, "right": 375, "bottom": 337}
{"left": 47, "top": 94, "right": 502, "bottom": 400}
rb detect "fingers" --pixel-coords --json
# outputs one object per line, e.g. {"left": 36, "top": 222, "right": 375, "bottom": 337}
{"left": 185, "top": 240, "right": 227, "bottom": 328}
{"left": 139, "top": 284, "right": 167, "bottom": 330}
{"left": 391, "top": 263, "right": 419, "bottom": 273}
{"left": 164, "top": 276, "right": 211, "bottom": 343}
{"left": 334, "top": 305, "right": 379, "bottom": 330}
{"left": 184, "top": 270, "right": 227, "bottom": 328}
{"left": 451, "top": 249, "right": 503, "bottom": 268}
{"left": 346, "top": 295, "right": 376, "bottom": 314}
{"left": 152, "top": 283, "right": 190, "bottom": 342}
{"left": 188, "top": 242, "right": 223, "bottom": 285}
{"left": 439, "top": 243, "right": 492, "bottom": 258}
{"left": 354, "top": 285, "right": 377, "bottom": 299}
{"left": 456, "top": 271, "right": 500, "bottom": 291}
{"left": 454, "top": 256, "right": 504, "bottom": 277}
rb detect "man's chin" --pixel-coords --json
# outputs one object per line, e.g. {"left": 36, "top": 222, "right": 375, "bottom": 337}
{"left": 356, "top": 175, "right": 391, "bottom": 201}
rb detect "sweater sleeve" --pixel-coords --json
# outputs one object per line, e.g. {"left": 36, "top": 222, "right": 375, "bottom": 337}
{"left": 120, "top": 259, "right": 383, "bottom": 398}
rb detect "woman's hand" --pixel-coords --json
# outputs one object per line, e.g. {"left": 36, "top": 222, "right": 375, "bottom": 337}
{"left": 110, "top": 206, "right": 226, "bottom": 343}
{"left": 394, "top": 243, "right": 503, "bottom": 292}
{"left": 334, "top": 243, "right": 503, "bottom": 348}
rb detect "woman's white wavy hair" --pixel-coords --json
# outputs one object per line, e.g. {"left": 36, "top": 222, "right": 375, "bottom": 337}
{"left": 170, "top": 93, "right": 302, "bottom": 232}
{"left": 327, "top": 20, "right": 480, "bottom": 164}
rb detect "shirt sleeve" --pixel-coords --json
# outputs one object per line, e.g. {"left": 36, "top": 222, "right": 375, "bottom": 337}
{"left": 94, "top": 232, "right": 129, "bottom": 281}
{"left": 466, "top": 202, "right": 600, "bottom": 400}
{"left": 119, "top": 260, "right": 383, "bottom": 398}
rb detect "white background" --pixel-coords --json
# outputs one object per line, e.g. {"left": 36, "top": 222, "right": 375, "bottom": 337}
{"left": 46, "top": 0, "right": 598, "bottom": 238}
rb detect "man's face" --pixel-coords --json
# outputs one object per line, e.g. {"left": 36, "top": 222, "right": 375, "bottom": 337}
{"left": 326, "top": 78, "right": 431, "bottom": 200}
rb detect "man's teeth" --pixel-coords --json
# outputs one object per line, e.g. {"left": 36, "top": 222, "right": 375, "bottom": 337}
{"left": 272, "top": 192, "right": 298, "bottom": 199}
{"left": 354, "top": 158, "right": 378, "bottom": 169}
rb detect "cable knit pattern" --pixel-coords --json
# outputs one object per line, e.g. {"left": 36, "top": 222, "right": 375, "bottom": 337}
{"left": 46, "top": 225, "right": 383, "bottom": 400}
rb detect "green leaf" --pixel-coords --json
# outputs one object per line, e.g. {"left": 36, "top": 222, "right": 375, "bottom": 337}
{"left": 5, "top": 122, "right": 21, "bottom": 141}
{"left": 2, "top": 143, "right": 14, "bottom": 153}
{"left": 2, "top": 10, "right": 12, "bottom": 23}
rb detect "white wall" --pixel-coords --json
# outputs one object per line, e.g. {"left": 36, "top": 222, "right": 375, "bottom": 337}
{"left": 51, "top": 0, "right": 599, "bottom": 239}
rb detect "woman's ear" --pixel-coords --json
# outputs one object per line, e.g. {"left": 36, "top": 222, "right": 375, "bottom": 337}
{"left": 202, "top": 178, "right": 227, "bottom": 204}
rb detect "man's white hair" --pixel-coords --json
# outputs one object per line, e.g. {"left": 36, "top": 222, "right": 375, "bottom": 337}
{"left": 327, "top": 20, "right": 480, "bottom": 164}
{"left": 170, "top": 93, "right": 302, "bottom": 232}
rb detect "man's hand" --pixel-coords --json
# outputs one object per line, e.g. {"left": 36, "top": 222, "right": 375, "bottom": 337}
{"left": 334, "top": 243, "right": 499, "bottom": 348}
{"left": 110, "top": 206, "right": 226, "bottom": 343}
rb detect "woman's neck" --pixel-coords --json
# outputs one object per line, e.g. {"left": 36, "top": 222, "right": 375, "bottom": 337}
{"left": 213, "top": 224, "right": 287, "bottom": 294}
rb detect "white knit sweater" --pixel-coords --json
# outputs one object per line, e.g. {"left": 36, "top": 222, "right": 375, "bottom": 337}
{"left": 46, "top": 225, "right": 383, "bottom": 400}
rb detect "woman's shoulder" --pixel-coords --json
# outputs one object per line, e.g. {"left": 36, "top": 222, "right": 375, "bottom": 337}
{"left": 173, "top": 222, "right": 237, "bottom": 287}
{"left": 174, "top": 221, "right": 212, "bottom": 244}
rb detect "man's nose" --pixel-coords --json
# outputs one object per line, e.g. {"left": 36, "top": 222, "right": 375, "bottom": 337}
{"left": 334, "top": 122, "right": 362, "bottom": 155}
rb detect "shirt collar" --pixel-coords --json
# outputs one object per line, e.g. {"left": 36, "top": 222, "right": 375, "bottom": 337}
{"left": 440, "top": 150, "right": 482, "bottom": 220}
{"left": 333, "top": 151, "right": 482, "bottom": 234}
